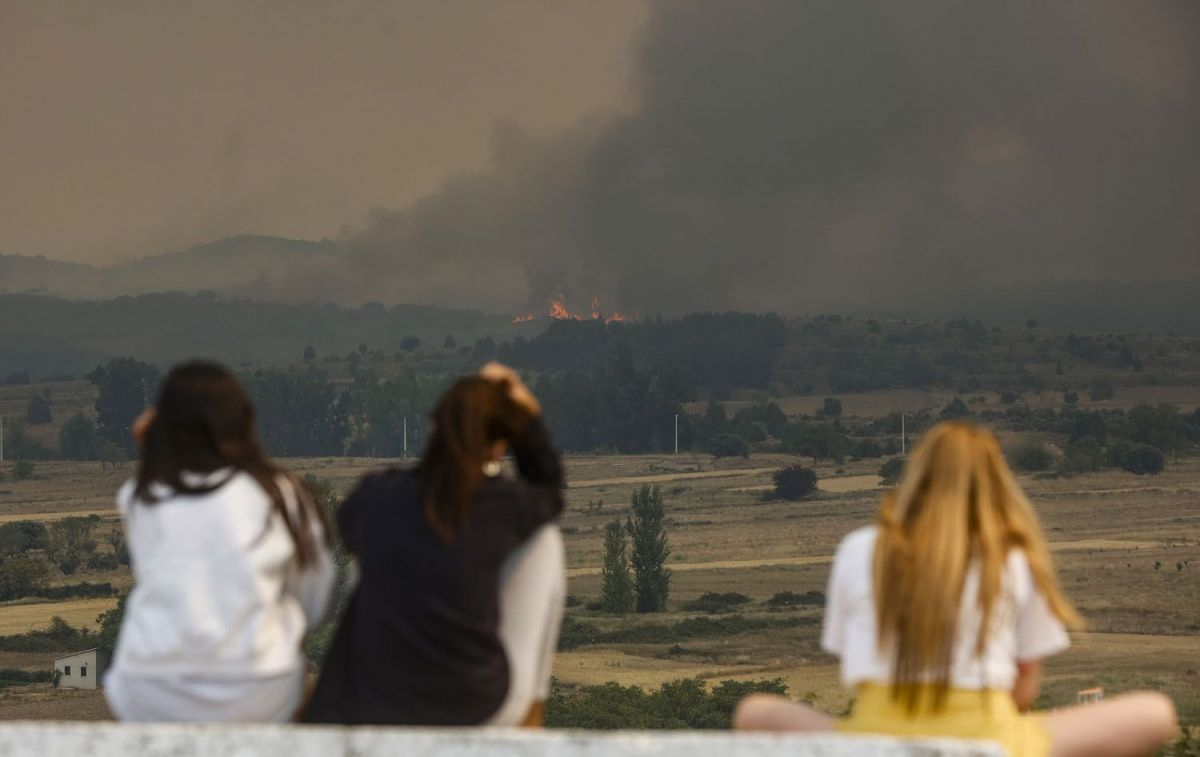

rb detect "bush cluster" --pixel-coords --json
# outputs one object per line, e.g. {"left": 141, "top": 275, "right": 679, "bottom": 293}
{"left": 546, "top": 677, "right": 788, "bottom": 730}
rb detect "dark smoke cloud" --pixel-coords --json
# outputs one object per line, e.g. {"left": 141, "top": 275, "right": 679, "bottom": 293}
{"left": 302, "top": 0, "right": 1200, "bottom": 317}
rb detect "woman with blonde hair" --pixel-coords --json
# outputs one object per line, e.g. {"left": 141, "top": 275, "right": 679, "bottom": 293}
{"left": 735, "top": 422, "right": 1176, "bottom": 757}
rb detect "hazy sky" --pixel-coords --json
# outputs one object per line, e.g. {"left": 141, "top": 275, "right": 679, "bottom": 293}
{"left": 0, "top": 0, "right": 647, "bottom": 263}
{"left": 3, "top": 1, "right": 1199, "bottom": 317}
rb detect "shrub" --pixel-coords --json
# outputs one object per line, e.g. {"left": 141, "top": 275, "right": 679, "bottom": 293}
{"left": 1009, "top": 441, "right": 1054, "bottom": 472}
{"left": 1064, "top": 390, "right": 1079, "bottom": 406}
{"left": 764, "top": 590, "right": 825, "bottom": 608}
{"left": 706, "top": 434, "right": 749, "bottom": 458}
{"left": 999, "top": 391, "right": 1020, "bottom": 404}
{"left": 1119, "top": 444, "right": 1165, "bottom": 475}
{"left": 1060, "top": 438, "right": 1104, "bottom": 474}
{"left": 0, "top": 668, "right": 54, "bottom": 689}
{"left": 0, "top": 616, "right": 90, "bottom": 652}
{"left": 681, "top": 592, "right": 752, "bottom": 613}
{"left": 557, "top": 613, "right": 810, "bottom": 651}
{"left": 11, "top": 460, "right": 35, "bottom": 481}
{"left": 546, "top": 677, "right": 789, "bottom": 730}
{"left": 31, "top": 581, "right": 117, "bottom": 600}
{"left": 1088, "top": 379, "right": 1115, "bottom": 402}
{"left": 879, "top": 457, "right": 905, "bottom": 486}
{"left": 772, "top": 465, "right": 817, "bottom": 500}
{"left": 820, "top": 397, "right": 842, "bottom": 417}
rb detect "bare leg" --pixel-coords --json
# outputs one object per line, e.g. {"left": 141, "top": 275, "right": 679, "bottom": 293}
{"left": 1043, "top": 692, "right": 1177, "bottom": 757}
{"left": 734, "top": 694, "right": 837, "bottom": 732}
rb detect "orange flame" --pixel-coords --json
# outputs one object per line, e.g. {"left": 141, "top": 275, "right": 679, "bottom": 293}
{"left": 548, "top": 294, "right": 573, "bottom": 320}
{"left": 517, "top": 295, "right": 631, "bottom": 323}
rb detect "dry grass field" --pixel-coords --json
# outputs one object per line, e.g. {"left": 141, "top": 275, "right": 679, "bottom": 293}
{"left": 0, "top": 451, "right": 1197, "bottom": 723}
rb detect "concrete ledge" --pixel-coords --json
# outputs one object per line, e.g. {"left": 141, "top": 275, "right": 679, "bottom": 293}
{"left": 0, "top": 722, "right": 1005, "bottom": 757}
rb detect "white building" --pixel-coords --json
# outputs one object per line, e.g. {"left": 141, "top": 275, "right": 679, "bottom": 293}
{"left": 53, "top": 648, "right": 106, "bottom": 690}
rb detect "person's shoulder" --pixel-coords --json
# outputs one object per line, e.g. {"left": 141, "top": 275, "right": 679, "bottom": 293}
{"left": 831, "top": 525, "right": 877, "bottom": 576}
{"left": 115, "top": 478, "right": 138, "bottom": 512}
{"left": 837, "top": 525, "right": 879, "bottom": 557}
{"left": 1004, "top": 545, "right": 1036, "bottom": 597}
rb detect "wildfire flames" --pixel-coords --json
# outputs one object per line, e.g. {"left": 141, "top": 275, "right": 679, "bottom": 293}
{"left": 512, "top": 295, "right": 627, "bottom": 324}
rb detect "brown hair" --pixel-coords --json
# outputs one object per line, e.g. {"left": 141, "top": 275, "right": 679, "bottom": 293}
{"left": 873, "top": 421, "right": 1083, "bottom": 712}
{"left": 134, "top": 361, "right": 327, "bottom": 568}
{"left": 417, "top": 375, "right": 534, "bottom": 542}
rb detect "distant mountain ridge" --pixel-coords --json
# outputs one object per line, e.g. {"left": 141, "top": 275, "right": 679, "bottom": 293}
{"left": 0, "top": 235, "right": 337, "bottom": 300}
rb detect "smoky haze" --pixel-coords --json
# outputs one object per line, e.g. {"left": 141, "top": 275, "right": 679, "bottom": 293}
{"left": 304, "top": 0, "right": 1200, "bottom": 316}
{"left": 5, "top": 1, "right": 1200, "bottom": 319}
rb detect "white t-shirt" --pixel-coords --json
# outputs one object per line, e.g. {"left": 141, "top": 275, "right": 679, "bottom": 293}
{"left": 110, "top": 470, "right": 334, "bottom": 680}
{"left": 821, "top": 526, "right": 1070, "bottom": 691}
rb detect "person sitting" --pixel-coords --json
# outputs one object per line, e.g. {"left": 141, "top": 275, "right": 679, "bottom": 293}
{"left": 734, "top": 421, "right": 1177, "bottom": 757}
{"left": 105, "top": 361, "right": 334, "bottom": 722}
{"left": 303, "top": 362, "right": 566, "bottom": 726}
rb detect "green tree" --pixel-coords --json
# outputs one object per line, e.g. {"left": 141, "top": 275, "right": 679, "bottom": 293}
{"left": 627, "top": 484, "right": 671, "bottom": 613}
{"left": 706, "top": 433, "right": 748, "bottom": 459}
{"left": 242, "top": 367, "right": 347, "bottom": 457}
{"left": 59, "top": 413, "right": 99, "bottom": 460}
{"left": 26, "top": 396, "right": 52, "bottom": 425}
{"left": 599, "top": 520, "right": 635, "bottom": 614}
{"left": 87, "top": 358, "right": 161, "bottom": 454}
{"left": 772, "top": 465, "right": 817, "bottom": 500}
{"left": 400, "top": 336, "right": 421, "bottom": 352}
{"left": 0, "top": 556, "right": 48, "bottom": 601}
{"left": 821, "top": 397, "right": 843, "bottom": 418}
{"left": 940, "top": 396, "right": 970, "bottom": 419}
{"left": 2, "top": 418, "right": 50, "bottom": 461}
{"left": 442, "top": 334, "right": 457, "bottom": 350}
{"left": 879, "top": 457, "right": 906, "bottom": 486}
{"left": 96, "top": 593, "right": 127, "bottom": 658}
{"left": 303, "top": 345, "right": 316, "bottom": 362}
{"left": 1119, "top": 444, "right": 1165, "bottom": 475}
{"left": 47, "top": 515, "right": 99, "bottom": 574}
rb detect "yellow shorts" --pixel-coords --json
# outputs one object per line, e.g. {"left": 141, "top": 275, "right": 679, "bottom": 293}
{"left": 837, "top": 684, "right": 1051, "bottom": 757}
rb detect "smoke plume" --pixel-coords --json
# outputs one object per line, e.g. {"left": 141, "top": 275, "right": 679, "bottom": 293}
{"left": 294, "top": 0, "right": 1200, "bottom": 317}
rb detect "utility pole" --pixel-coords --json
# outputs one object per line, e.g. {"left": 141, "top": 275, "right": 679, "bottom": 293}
{"left": 403, "top": 416, "right": 408, "bottom": 461}
{"left": 674, "top": 414, "right": 679, "bottom": 455}
{"left": 0, "top": 416, "right": 4, "bottom": 463}
{"left": 901, "top": 413, "right": 906, "bottom": 456}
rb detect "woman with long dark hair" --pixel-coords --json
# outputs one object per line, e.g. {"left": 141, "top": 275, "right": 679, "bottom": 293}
{"left": 104, "top": 361, "right": 334, "bottom": 722}
{"left": 304, "top": 362, "right": 566, "bottom": 726}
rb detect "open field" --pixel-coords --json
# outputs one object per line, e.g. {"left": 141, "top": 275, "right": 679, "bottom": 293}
{"left": 0, "top": 453, "right": 1196, "bottom": 723}
{"left": 0, "top": 598, "right": 118, "bottom": 635}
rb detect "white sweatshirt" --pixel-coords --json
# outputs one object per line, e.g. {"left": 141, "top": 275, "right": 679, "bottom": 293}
{"left": 110, "top": 470, "right": 335, "bottom": 680}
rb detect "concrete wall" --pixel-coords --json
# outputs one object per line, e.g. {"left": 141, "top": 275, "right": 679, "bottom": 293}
{"left": 0, "top": 722, "right": 1005, "bottom": 756}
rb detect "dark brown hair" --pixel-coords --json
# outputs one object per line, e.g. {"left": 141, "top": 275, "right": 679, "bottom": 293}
{"left": 133, "top": 361, "right": 327, "bottom": 568}
{"left": 417, "top": 375, "right": 534, "bottom": 542}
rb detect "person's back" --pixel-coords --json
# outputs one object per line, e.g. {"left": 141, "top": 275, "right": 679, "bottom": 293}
{"left": 105, "top": 361, "right": 334, "bottom": 723}
{"left": 735, "top": 422, "right": 1178, "bottom": 757}
{"left": 304, "top": 363, "right": 564, "bottom": 725}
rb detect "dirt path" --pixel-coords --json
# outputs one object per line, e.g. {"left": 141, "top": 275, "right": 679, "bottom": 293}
{"left": 570, "top": 467, "right": 777, "bottom": 489}
{"left": 566, "top": 538, "right": 1162, "bottom": 578}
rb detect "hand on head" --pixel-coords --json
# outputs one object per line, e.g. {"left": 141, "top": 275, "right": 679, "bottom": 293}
{"left": 480, "top": 362, "right": 540, "bottom": 416}
{"left": 132, "top": 407, "right": 156, "bottom": 447}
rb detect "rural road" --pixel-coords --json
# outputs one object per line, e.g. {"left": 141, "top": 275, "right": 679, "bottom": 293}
{"left": 565, "top": 538, "right": 1163, "bottom": 578}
